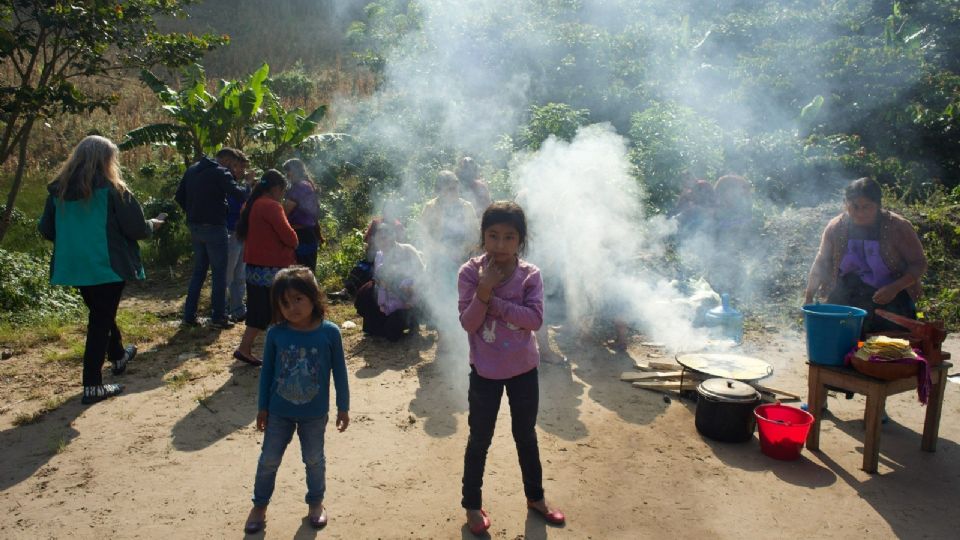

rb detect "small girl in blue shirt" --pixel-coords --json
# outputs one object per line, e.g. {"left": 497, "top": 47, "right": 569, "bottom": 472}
{"left": 244, "top": 267, "right": 350, "bottom": 534}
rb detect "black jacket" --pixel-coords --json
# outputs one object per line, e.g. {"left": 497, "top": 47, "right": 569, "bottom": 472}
{"left": 175, "top": 156, "right": 246, "bottom": 226}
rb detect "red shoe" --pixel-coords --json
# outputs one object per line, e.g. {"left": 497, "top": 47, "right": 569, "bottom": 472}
{"left": 527, "top": 499, "right": 565, "bottom": 525}
{"left": 467, "top": 509, "right": 490, "bottom": 535}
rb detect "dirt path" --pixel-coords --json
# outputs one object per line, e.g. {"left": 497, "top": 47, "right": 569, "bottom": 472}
{"left": 1, "top": 292, "right": 959, "bottom": 539}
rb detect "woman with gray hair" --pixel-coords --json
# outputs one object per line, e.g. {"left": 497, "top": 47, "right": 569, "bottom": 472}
{"left": 39, "top": 135, "right": 165, "bottom": 404}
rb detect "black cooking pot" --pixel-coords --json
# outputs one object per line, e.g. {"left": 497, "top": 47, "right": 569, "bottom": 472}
{"left": 695, "top": 378, "right": 760, "bottom": 443}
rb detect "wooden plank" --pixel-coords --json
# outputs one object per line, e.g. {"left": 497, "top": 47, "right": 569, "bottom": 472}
{"left": 753, "top": 384, "right": 803, "bottom": 401}
{"left": 632, "top": 380, "right": 699, "bottom": 392}
{"left": 634, "top": 359, "right": 682, "bottom": 371}
{"left": 620, "top": 371, "right": 683, "bottom": 382}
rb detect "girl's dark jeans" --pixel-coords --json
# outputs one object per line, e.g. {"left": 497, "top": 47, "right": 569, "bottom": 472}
{"left": 462, "top": 366, "right": 544, "bottom": 510}
{"left": 78, "top": 281, "right": 126, "bottom": 387}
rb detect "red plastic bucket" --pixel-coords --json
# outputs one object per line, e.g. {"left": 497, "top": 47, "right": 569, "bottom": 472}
{"left": 754, "top": 404, "right": 814, "bottom": 460}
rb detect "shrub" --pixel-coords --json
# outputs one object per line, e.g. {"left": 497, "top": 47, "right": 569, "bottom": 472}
{"left": 629, "top": 101, "right": 723, "bottom": 210}
{"left": 0, "top": 248, "right": 83, "bottom": 324}
{"left": 0, "top": 204, "right": 48, "bottom": 258}
{"left": 268, "top": 61, "right": 316, "bottom": 104}
{"left": 133, "top": 161, "right": 192, "bottom": 268}
{"left": 315, "top": 228, "right": 366, "bottom": 291}
{"left": 517, "top": 103, "right": 590, "bottom": 151}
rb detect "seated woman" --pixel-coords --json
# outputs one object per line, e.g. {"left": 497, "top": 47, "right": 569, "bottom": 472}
{"left": 354, "top": 222, "right": 426, "bottom": 341}
{"left": 329, "top": 217, "right": 405, "bottom": 301}
{"left": 804, "top": 177, "right": 927, "bottom": 335}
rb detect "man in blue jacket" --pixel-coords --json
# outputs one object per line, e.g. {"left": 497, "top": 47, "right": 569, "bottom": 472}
{"left": 175, "top": 148, "right": 250, "bottom": 328}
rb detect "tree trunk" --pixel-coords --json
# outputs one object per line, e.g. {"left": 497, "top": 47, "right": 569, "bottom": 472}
{"left": 0, "top": 119, "right": 36, "bottom": 244}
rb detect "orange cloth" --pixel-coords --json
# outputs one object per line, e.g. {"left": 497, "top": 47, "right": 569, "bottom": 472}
{"left": 243, "top": 197, "right": 297, "bottom": 267}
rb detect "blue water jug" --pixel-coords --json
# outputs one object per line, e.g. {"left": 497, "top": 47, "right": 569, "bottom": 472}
{"left": 705, "top": 293, "right": 744, "bottom": 344}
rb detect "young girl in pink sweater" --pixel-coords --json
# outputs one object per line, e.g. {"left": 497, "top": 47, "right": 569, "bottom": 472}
{"left": 457, "top": 201, "right": 565, "bottom": 535}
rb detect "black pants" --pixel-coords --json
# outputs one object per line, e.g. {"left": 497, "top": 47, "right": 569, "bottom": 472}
{"left": 353, "top": 281, "right": 417, "bottom": 342}
{"left": 462, "top": 366, "right": 544, "bottom": 510}
{"left": 78, "top": 281, "right": 126, "bottom": 387}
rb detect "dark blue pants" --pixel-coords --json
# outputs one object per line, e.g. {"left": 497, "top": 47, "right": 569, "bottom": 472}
{"left": 184, "top": 223, "right": 228, "bottom": 322}
{"left": 462, "top": 366, "right": 544, "bottom": 510}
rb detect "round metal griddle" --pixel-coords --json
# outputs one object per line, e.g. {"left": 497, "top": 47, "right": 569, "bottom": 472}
{"left": 676, "top": 352, "right": 773, "bottom": 382}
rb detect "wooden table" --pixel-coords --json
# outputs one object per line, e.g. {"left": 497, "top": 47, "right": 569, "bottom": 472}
{"left": 806, "top": 360, "right": 953, "bottom": 473}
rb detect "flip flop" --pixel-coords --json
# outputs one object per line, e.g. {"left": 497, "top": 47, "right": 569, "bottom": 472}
{"left": 233, "top": 350, "right": 262, "bottom": 367}
{"left": 527, "top": 500, "right": 565, "bottom": 525}
{"left": 243, "top": 519, "right": 265, "bottom": 534}
{"left": 467, "top": 509, "right": 490, "bottom": 535}
{"left": 308, "top": 506, "right": 327, "bottom": 529}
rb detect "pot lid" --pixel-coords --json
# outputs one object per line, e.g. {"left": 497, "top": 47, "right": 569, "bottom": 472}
{"left": 698, "top": 378, "right": 760, "bottom": 402}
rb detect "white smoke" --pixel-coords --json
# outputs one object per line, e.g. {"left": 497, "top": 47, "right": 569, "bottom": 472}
{"left": 515, "top": 123, "right": 714, "bottom": 351}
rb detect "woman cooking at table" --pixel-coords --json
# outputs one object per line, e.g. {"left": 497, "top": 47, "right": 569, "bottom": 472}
{"left": 804, "top": 177, "right": 927, "bottom": 335}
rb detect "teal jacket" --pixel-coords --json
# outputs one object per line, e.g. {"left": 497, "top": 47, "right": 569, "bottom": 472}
{"left": 38, "top": 177, "right": 153, "bottom": 286}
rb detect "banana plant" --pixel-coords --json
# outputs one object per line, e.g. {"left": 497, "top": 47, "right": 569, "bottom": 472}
{"left": 248, "top": 91, "right": 348, "bottom": 169}
{"left": 120, "top": 63, "right": 270, "bottom": 165}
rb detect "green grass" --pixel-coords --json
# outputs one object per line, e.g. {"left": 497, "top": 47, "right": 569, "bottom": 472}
{"left": 52, "top": 434, "right": 69, "bottom": 455}
{"left": 0, "top": 316, "right": 79, "bottom": 353}
{"left": 43, "top": 341, "right": 85, "bottom": 364}
{"left": 164, "top": 369, "right": 195, "bottom": 391}
{"left": 115, "top": 309, "right": 176, "bottom": 343}
{"left": 11, "top": 394, "right": 70, "bottom": 426}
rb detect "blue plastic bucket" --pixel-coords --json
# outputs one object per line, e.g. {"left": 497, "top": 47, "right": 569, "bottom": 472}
{"left": 802, "top": 304, "right": 867, "bottom": 365}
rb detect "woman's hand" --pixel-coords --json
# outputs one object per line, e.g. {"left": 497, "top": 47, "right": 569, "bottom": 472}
{"left": 256, "top": 410, "right": 268, "bottom": 431}
{"left": 873, "top": 283, "right": 901, "bottom": 305}
{"left": 149, "top": 213, "right": 167, "bottom": 231}
{"left": 336, "top": 411, "right": 350, "bottom": 432}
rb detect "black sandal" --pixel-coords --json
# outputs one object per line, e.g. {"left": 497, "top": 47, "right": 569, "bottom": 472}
{"left": 111, "top": 345, "right": 137, "bottom": 375}
{"left": 81, "top": 384, "right": 124, "bottom": 405}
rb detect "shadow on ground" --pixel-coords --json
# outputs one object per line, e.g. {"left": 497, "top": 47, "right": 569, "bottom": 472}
{"left": 554, "top": 329, "right": 668, "bottom": 428}
{"left": 817, "top": 410, "right": 960, "bottom": 538}
{"left": 0, "top": 322, "right": 231, "bottom": 491}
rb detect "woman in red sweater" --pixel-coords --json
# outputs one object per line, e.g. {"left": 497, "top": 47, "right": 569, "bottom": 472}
{"left": 234, "top": 170, "right": 298, "bottom": 365}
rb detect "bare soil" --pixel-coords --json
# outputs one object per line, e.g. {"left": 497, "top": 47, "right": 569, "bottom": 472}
{"left": 1, "top": 288, "right": 959, "bottom": 539}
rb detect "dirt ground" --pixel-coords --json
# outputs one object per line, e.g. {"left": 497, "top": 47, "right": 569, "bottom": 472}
{"left": 1, "top": 287, "right": 959, "bottom": 539}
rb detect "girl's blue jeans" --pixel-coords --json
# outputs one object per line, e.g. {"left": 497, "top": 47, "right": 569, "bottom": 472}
{"left": 252, "top": 414, "right": 328, "bottom": 508}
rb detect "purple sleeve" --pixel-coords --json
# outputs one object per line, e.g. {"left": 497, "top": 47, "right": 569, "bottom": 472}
{"left": 458, "top": 261, "right": 488, "bottom": 333}
{"left": 487, "top": 267, "right": 544, "bottom": 331}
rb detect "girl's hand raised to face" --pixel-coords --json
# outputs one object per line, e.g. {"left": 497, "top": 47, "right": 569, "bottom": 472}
{"left": 478, "top": 260, "right": 504, "bottom": 295}
{"left": 336, "top": 411, "right": 350, "bottom": 432}
{"left": 256, "top": 410, "right": 268, "bottom": 431}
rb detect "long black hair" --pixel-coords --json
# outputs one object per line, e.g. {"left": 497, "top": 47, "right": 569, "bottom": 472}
{"left": 236, "top": 169, "right": 287, "bottom": 241}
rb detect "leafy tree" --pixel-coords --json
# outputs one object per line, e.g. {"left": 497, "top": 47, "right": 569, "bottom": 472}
{"left": 0, "top": 0, "right": 226, "bottom": 242}
{"left": 517, "top": 103, "right": 590, "bottom": 151}
{"left": 120, "top": 63, "right": 270, "bottom": 165}
{"left": 248, "top": 92, "right": 341, "bottom": 169}
{"left": 629, "top": 101, "right": 723, "bottom": 210}
{"left": 268, "top": 61, "right": 315, "bottom": 106}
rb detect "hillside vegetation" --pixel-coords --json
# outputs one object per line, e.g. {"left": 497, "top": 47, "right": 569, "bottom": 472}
{"left": 1, "top": 0, "right": 958, "bottom": 331}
